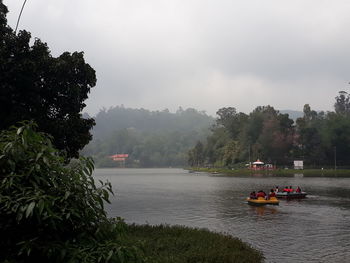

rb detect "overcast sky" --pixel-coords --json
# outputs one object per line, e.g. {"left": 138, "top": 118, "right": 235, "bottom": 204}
{"left": 4, "top": 0, "right": 350, "bottom": 116}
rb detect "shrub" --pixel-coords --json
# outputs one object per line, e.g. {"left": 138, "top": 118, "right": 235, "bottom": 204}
{"left": 0, "top": 122, "right": 143, "bottom": 262}
{"left": 123, "top": 224, "right": 264, "bottom": 263}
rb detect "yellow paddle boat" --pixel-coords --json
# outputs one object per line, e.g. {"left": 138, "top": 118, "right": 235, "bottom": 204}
{"left": 247, "top": 196, "right": 279, "bottom": 206}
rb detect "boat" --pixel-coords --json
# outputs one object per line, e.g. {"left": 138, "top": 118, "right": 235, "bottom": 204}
{"left": 247, "top": 196, "right": 279, "bottom": 206}
{"left": 276, "top": 192, "right": 307, "bottom": 199}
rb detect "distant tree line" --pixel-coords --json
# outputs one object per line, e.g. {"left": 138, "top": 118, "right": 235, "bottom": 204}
{"left": 189, "top": 91, "right": 350, "bottom": 168}
{"left": 81, "top": 106, "right": 214, "bottom": 167}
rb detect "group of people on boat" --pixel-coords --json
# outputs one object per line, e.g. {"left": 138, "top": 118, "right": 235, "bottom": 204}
{"left": 249, "top": 189, "right": 276, "bottom": 200}
{"left": 274, "top": 186, "right": 302, "bottom": 193}
{"left": 249, "top": 185, "right": 303, "bottom": 199}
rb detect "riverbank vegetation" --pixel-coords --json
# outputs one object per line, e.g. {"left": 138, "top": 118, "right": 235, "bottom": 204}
{"left": 189, "top": 92, "right": 350, "bottom": 169}
{"left": 123, "top": 224, "right": 263, "bottom": 263}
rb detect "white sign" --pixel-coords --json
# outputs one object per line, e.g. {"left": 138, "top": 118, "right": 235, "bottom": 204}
{"left": 294, "top": 160, "right": 303, "bottom": 170}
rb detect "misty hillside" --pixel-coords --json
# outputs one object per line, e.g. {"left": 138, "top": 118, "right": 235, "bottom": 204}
{"left": 92, "top": 106, "right": 214, "bottom": 139}
{"left": 82, "top": 106, "right": 214, "bottom": 167}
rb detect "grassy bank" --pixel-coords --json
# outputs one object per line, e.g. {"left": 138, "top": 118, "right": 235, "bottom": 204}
{"left": 189, "top": 167, "right": 350, "bottom": 177}
{"left": 123, "top": 224, "right": 263, "bottom": 263}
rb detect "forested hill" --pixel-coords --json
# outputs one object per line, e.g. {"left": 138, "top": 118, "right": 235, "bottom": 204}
{"left": 82, "top": 106, "right": 214, "bottom": 167}
{"left": 91, "top": 106, "right": 214, "bottom": 139}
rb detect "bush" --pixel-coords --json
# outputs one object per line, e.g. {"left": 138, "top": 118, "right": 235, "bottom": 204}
{"left": 123, "top": 224, "right": 264, "bottom": 263}
{"left": 0, "top": 122, "right": 143, "bottom": 262}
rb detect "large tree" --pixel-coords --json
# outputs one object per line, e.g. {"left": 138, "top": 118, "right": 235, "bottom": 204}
{"left": 295, "top": 104, "right": 326, "bottom": 165}
{"left": 193, "top": 105, "right": 295, "bottom": 167}
{"left": 0, "top": 1, "right": 96, "bottom": 158}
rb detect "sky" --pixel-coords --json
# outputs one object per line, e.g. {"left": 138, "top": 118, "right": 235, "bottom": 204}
{"left": 4, "top": 0, "right": 350, "bottom": 116}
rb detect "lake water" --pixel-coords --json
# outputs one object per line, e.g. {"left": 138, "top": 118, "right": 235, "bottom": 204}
{"left": 94, "top": 168, "right": 350, "bottom": 263}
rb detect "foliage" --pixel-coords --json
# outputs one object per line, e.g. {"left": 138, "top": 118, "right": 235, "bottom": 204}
{"left": 0, "top": 122, "right": 143, "bottom": 262}
{"left": 0, "top": 1, "right": 96, "bottom": 158}
{"left": 82, "top": 107, "right": 214, "bottom": 167}
{"left": 334, "top": 91, "right": 350, "bottom": 115}
{"left": 123, "top": 224, "right": 264, "bottom": 263}
{"left": 188, "top": 141, "right": 205, "bottom": 167}
{"left": 197, "top": 105, "right": 295, "bottom": 167}
{"left": 190, "top": 92, "right": 350, "bottom": 168}
{"left": 295, "top": 104, "right": 326, "bottom": 165}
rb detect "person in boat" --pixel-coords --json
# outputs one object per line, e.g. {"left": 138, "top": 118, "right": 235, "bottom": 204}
{"left": 283, "top": 186, "right": 289, "bottom": 192}
{"left": 256, "top": 190, "right": 266, "bottom": 199}
{"left": 249, "top": 191, "right": 257, "bottom": 199}
{"left": 296, "top": 186, "right": 302, "bottom": 193}
{"left": 268, "top": 189, "right": 276, "bottom": 199}
{"left": 289, "top": 186, "right": 294, "bottom": 192}
{"left": 275, "top": 186, "right": 279, "bottom": 193}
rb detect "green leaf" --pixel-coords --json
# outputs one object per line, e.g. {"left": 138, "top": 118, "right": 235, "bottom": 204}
{"left": 25, "top": 201, "right": 36, "bottom": 218}
{"left": 36, "top": 152, "right": 43, "bottom": 161}
{"left": 60, "top": 248, "right": 66, "bottom": 259}
{"left": 64, "top": 191, "right": 70, "bottom": 200}
{"left": 38, "top": 199, "right": 45, "bottom": 215}
{"left": 17, "top": 126, "right": 24, "bottom": 135}
{"left": 117, "top": 248, "right": 125, "bottom": 263}
{"left": 16, "top": 209, "right": 23, "bottom": 222}
{"left": 106, "top": 250, "right": 114, "bottom": 261}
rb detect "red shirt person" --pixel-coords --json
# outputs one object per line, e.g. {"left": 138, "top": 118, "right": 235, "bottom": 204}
{"left": 268, "top": 189, "right": 276, "bottom": 199}
{"left": 256, "top": 190, "right": 266, "bottom": 198}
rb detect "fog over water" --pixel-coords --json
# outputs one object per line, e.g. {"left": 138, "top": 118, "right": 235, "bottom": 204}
{"left": 4, "top": 0, "right": 350, "bottom": 115}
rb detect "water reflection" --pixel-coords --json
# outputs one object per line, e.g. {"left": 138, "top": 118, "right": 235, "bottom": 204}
{"left": 294, "top": 173, "right": 304, "bottom": 177}
{"left": 250, "top": 206, "right": 278, "bottom": 216}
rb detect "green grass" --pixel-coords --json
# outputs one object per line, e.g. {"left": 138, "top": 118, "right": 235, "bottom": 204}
{"left": 189, "top": 167, "right": 350, "bottom": 177}
{"left": 123, "top": 224, "right": 264, "bottom": 263}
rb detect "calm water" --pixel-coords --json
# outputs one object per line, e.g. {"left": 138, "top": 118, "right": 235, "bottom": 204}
{"left": 94, "top": 168, "right": 350, "bottom": 263}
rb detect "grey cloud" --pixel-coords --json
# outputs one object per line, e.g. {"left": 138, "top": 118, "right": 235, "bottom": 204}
{"left": 4, "top": 0, "right": 350, "bottom": 115}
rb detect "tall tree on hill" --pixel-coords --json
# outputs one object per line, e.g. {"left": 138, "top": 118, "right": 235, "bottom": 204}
{"left": 216, "top": 107, "right": 248, "bottom": 139}
{"left": 334, "top": 91, "right": 350, "bottom": 115}
{"left": 0, "top": 1, "right": 96, "bottom": 158}
{"left": 245, "top": 106, "right": 294, "bottom": 163}
{"left": 295, "top": 104, "right": 326, "bottom": 165}
{"left": 193, "top": 105, "right": 295, "bottom": 167}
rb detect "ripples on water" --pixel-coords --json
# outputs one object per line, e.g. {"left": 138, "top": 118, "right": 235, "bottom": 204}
{"left": 94, "top": 168, "right": 350, "bottom": 263}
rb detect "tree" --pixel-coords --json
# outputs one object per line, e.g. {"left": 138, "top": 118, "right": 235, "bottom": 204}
{"left": 200, "top": 105, "right": 295, "bottom": 167}
{"left": 295, "top": 104, "right": 326, "bottom": 165}
{"left": 0, "top": 1, "right": 96, "bottom": 158}
{"left": 188, "top": 141, "right": 205, "bottom": 167}
{"left": 0, "top": 122, "right": 143, "bottom": 262}
{"left": 256, "top": 118, "right": 294, "bottom": 163}
{"left": 334, "top": 91, "right": 350, "bottom": 115}
{"left": 222, "top": 140, "right": 240, "bottom": 166}
{"left": 216, "top": 107, "right": 248, "bottom": 139}
{"left": 322, "top": 112, "right": 350, "bottom": 166}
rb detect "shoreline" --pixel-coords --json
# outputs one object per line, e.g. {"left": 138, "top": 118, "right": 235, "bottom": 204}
{"left": 188, "top": 167, "right": 350, "bottom": 177}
